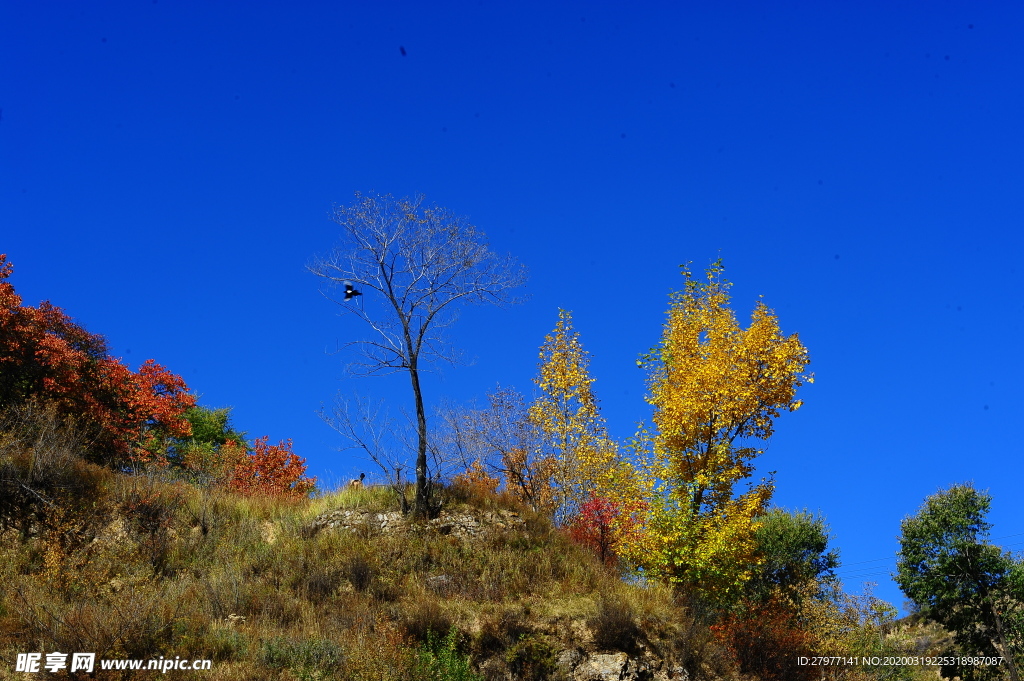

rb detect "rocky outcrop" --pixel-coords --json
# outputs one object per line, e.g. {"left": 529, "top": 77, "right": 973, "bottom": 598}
{"left": 309, "top": 505, "right": 525, "bottom": 538}
{"left": 563, "top": 651, "right": 689, "bottom": 681}
{"left": 574, "top": 652, "right": 631, "bottom": 680}
{"left": 309, "top": 509, "right": 404, "bottom": 534}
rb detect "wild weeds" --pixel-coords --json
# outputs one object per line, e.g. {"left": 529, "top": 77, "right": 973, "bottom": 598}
{"left": 0, "top": 417, "right": 730, "bottom": 681}
{"left": 414, "top": 627, "right": 483, "bottom": 681}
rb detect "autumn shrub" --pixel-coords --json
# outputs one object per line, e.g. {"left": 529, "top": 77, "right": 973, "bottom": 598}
{"left": 260, "top": 636, "right": 346, "bottom": 677}
{"left": 0, "top": 399, "right": 114, "bottom": 539}
{"left": 224, "top": 436, "right": 316, "bottom": 499}
{"left": 0, "top": 254, "right": 196, "bottom": 469}
{"left": 344, "top": 554, "right": 375, "bottom": 592}
{"left": 473, "top": 606, "right": 533, "bottom": 660}
{"left": 299, "top": 568, "right": 344, "bottom": 600}
{"left": 117, "top": 480, "right": 186, "bottom": 577}
{"left": 711, "top": 593, "right": 817, "bottom": 681}
{"left": 796, "top": 583, "right": 933, "bottom": 681}
{"left": 404, "top": 596, "right": 454, "bottom": 644}
{"left": 504, "top": 634, "right": 557, "bottom": 681}
{"left": 450, "top": 459, "right": 501, "bottom": 500}
{"left": 566, "top": 495, "right": 621, "bottom": 567}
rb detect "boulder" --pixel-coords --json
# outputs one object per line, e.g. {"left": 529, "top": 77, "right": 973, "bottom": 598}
{"left": 574, "top": 652, "right": 628, "bottom": 680}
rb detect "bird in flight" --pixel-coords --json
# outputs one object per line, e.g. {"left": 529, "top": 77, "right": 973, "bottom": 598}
{"left": 344, "top": 281, "right": 363, "bottom": 301}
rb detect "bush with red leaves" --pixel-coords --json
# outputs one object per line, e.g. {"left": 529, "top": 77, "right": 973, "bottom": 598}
{"left": 710, "top": 594, "right": 817, "bottom": 681}
{"left": 223, "top": 436, "right": 316, "bottom": 498}
{"left": 0, "top": 254, "right": 195, "bottom": 468}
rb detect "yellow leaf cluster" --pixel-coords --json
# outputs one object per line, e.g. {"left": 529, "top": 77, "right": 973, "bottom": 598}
{"left": 623, "top": 261, "right": 812, "bottom": 603}
{"left": 528, "top": 309, "right": 620, "bottom": 521}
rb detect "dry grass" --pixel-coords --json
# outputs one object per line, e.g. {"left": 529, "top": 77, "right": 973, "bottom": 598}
{"left": 0, "top": 408, "right": 750, "bottom": 679}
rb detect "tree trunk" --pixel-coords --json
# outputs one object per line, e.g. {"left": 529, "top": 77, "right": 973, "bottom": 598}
{"left": 987, "top": 599, "right": 1020, "bottom": 681}
{"left": 972, "top": 551, "right": 1020, "bottom": 681}
{"left": 409, "top": 362, "right": 430, "bottom": 519}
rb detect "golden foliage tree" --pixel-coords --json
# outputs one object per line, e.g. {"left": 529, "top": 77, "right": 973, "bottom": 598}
{"left": 624, "top": 260, "right": 812, "bottom": 603}
{"left": 527, "top": 309, "right": 621, "bottom": 522}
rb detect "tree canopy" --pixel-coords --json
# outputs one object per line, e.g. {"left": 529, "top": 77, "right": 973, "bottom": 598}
{"left": 621, "top": 260, "right": 812, "bottom": 604}
{"left": 896, "top": 483, "right": 1022, "bottom": 681}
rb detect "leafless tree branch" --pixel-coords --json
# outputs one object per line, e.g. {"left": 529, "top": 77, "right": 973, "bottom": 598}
{"left": 309, "top": 192, "right": 527, "bottom": 517}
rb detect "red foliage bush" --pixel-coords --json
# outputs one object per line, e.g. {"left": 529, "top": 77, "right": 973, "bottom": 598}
{"left": 567, "top": 495, "right": 619, "bottom": 566}
{"left": 224, "top": 436, "right": 316, "bottom": 498}
{"left": 0, "top": 254, "right": 195, "bottom": 467}
{"left": 566, "top": 495, "right": 646, "bottom": 567}
{"left": 710, "top": 595, "right": 817, "bottom": 681}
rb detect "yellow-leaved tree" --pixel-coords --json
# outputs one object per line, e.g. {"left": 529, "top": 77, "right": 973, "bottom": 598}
{"left": 623, "top": 260, "right": 812, "bottom": 604}
{"left": 528, "top": 309, "right": 622, "bottom": 523}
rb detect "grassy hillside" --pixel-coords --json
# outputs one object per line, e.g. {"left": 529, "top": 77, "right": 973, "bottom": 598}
{"left": 0, "top": 404, "right": 968, "bottom": 681}
{"left": 0, "top": 406, "right": 729, "bottom": 681}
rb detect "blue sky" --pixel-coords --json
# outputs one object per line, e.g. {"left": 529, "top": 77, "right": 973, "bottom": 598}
{"left": 3, "top": 1, "right": 1022, "bottom": 612}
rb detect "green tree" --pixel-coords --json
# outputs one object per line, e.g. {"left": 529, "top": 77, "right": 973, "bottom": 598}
{"left": 169, "top": 405, "right": 249, "bottom": 483}
{"left": 310, "top": 193, "right": 527, "bottom": 518}
{"left": 895, "top": 483, "right": 1022, "bottom": 681}
{"left": 747, "top": 508, "right": 840, "bottom": 604}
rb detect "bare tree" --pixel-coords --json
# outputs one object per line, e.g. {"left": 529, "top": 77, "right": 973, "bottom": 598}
{"left": 309, "top": 192, "right": 527, "bottom": 518}
{"left": 320, "top": 394, "right": 472, "bottom": 514}
{"left": 438, "top": 385, "right": 556, "bottom": 514}
{"left": 319, "top": 394, "right": 415, "bottom": 513}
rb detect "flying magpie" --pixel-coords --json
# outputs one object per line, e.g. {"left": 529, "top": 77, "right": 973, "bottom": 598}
{"left": 344, "top": 282, "right": 363, "bottom": 301}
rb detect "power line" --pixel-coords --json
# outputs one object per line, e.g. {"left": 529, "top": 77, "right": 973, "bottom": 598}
{"left": 839, "top": 557, "right": 893, "bottom": 567}
{"left": 839, "top": 571, "right": 895, "bottom": 579}
{"left": 831, "top": 533, "right": 1024, "bottom": 575}
{"left": 993, "top": 531, "right": 1024, "bottom": 541}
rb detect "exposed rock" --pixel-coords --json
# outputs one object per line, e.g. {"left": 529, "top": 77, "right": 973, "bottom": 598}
{"left": 574, "top": 652, "right": 628, "bottom": 680}
{"left": 309, "top": 506, "right": 524, "bottom": 538}
{"left": 660, "top": 665, "right": 689, "bottom": 680}
{"left": 92, "top": 516, "right": 129, "bottom": 547}
{"left": 556, "top": 649, "right": 585, "bottom": 677}
{"left": 427, "top": 509, "right": 525, "bottom": 537}
{"left": 425, "top": 574, "right": 452, "bottom": 593}
{"left": 559, "top": 650, "right": 686, "bottom": 681}
{"left": 309, "top": 509, "right": 404, "bottom": 535}
{"left": 224, "top": 613, "right": 246, "bottom": 628}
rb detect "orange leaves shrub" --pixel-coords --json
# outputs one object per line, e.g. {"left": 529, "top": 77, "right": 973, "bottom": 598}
{"left": 501, "top": 444, "right": 559, "bottom": 516}
{"left": 452, "top": 459, "right": 501, "bottom": 499}
{"left": 0, "top": 254, "right": 195, "bottom": 467}
{"left": 711, "top": 594, "right": 817, "bottom": 681}
{"left": 95, "top": 358, "right": 195, "bottom": 464}
{"left": 223, "top": 436, "right": 316, "bottom": 498}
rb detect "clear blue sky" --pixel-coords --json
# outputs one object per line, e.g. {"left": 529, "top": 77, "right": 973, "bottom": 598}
{"left": 3, "top": 1, "right": 1022, "bottom": 612}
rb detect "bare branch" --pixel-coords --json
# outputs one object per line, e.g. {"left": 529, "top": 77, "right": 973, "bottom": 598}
{"left": 309, "top": 192, "right": 527, "bottom": 517}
